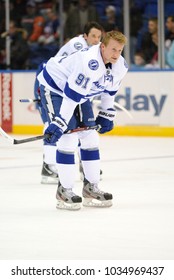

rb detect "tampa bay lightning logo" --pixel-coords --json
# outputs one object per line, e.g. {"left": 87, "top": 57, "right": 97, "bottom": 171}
{"left": 74, "top": 42, "right": 83, "bottom": 50}
{"left": 88, "top": 60, "right": 99, "bottom": 70}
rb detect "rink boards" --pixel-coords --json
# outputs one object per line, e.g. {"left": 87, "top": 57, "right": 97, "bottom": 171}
{"left": 0, "top": 70, "right": 174, "bottom": 137}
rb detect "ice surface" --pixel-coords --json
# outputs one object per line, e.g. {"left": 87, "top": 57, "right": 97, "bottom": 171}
{"left": 0, "top": 134, "right": 174, "bottom": 260}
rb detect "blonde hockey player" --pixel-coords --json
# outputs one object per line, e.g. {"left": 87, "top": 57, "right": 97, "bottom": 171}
{"left": 37, "top": 31, "right": 128, "bottom": 210}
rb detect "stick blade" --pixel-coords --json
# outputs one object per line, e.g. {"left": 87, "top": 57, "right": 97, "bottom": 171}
{"left": 0, "top": 127, "right": 15, "bottom": 144}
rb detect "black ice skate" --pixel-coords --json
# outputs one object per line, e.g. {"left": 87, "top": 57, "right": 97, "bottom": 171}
{"left": 41, "top": 162, "right": 59, "bottom": 184}
{"left": 56, "top": 182, "right": 82, "bottom": 210}
{"left": 82, "top": 178, "right": 113, "bottom": 207}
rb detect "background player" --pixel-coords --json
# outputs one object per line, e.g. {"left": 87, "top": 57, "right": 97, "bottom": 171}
{"left": 34, "top": 21, "right": 103, "bottom": 184}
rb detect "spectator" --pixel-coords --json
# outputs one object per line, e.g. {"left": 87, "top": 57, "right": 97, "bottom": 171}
{"left": 44, "top": 9, "right": 60, "bottom": 42}
{"left": 101, "top": 5, "right": 123, "bottom": 33}
{"left": 21, "top": 0, "right": 45, "bottom": 44}
{"left": 136, "top": 17, "right": 158, "bottom": 64}
{"left": 129, "top": 0, "right": 144, "bottom": 63}
{"left": 165, "top": 15, "right": 174, "bottom": 68}
{"left": 165, "top": 15, "right": 174, "bottom": 50}
{"left": 165, "top": 39, "right": 174, "bottom": 68}
{"left": 64, "top": 0, "right": 100, "bottom": 39}
{"left": 131, "top": 51, "right": 146, "bottom": 69}
{"left": 0, "top": 20, "right": 29, "bottom": 69}
{"left": 0, "top": 0, "right": 26, "bottom": 33}
{"left": 10, "top": 0, "right": 26, "bottom": 27}
{"left": 38, "top": 25, "right": 56, "bottom": 45}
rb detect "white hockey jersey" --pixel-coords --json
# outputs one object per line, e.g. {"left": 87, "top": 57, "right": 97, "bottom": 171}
{"left": 55, "top": 35, "right": 88, "bottom": 57}
{"left": 37, "top": 44, "right": 128, "bottom": 121}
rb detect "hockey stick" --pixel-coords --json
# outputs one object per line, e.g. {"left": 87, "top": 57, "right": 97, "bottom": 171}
{"left": 0, "top": 125, "right": 100, "bottom": 145}
{"left": 19, "top": 99, "right": 39, "bottom": 103}
{"left": 114, "top": 101, "right": 133, "bottom": 119}
{"left": 92, "top": 99, "right": 133, "bottom": 119}
{"left": 20, "top": 99, "right": 133, "bottom": 119}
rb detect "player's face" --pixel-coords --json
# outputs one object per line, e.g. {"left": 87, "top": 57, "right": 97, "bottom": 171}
{"left": 84, "top": 28, "right": 102, "bottom": 46}
{"left": 101, "top": 38, "right": 124, "bottom": 64}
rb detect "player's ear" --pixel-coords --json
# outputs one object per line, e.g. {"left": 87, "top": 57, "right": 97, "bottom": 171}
{"left": 100, "top": 42, "right": 105, "bottom": 50}
{"left": 83, "top": 33, "right": 87, "bottom": 40}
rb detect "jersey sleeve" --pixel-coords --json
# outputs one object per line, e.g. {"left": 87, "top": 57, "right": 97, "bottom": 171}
{"left": 55, "top": 36, "right": 85, "bottom": 57}
{"left": 100, "top": 93, "right": 115, "bottom": 110}
{"left": 56, "top": 41, "right": 74, "bottom": 57}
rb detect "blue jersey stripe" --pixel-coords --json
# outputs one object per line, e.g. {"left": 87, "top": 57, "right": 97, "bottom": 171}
{"left": 64, "top": 82, "right": 84, "bottom": 102}
{"left": 104, "top": 89, "right": 117, "bottom": 96}
{"left": 43, "top": 68, "right": 63, "bottom": 92}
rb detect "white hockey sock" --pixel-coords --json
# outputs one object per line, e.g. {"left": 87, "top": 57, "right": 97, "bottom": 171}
{"left": 57, "top": 163, "right": 76, "bottom": 189}
{"left": 43, "top": 145, "right": 57, "bottom": 165}
{"left": 81, "top": 160, "right": 100, "bottom": 184}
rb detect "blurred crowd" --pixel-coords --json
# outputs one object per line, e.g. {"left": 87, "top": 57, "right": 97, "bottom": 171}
{"left": 0, "top": 0, "right": 174, "bottom": 70}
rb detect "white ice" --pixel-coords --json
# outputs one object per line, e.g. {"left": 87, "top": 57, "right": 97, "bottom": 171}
{"left": 0, "top": 134, "right": 174, "bottom": 260}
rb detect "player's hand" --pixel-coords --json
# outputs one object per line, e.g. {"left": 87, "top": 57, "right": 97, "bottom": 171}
{"left": 96, "top": 108, "right": 116, "bottom": 134}
{"left": 44, "top": 116, "right": 67, "bottom": 144}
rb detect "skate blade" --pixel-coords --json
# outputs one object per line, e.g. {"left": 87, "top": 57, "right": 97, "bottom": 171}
{"left": 56, "top": 200, "right": 81, "bottom": 211}
{"left": 41, "top": 176, "right": 59, "bottom": 185}
{"left": 83, "top": 198, "right": 112, "bottom": 207}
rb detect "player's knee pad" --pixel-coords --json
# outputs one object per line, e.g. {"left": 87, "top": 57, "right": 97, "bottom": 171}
{"left": 56, "top": 133, "right": 79, "bottom": 152}
{"left": 56, "top": 134, "right": 79, "bottom": 164}
{"left": 79, "top": 130, "right": 99, "bottom": 150}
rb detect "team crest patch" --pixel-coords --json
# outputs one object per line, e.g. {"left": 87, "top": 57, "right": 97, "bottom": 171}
{"left": 88, "top": 60, "right": 99, "bottom": 70}
{"left": 74, "top": 42, "right": 83, "bottom": 50}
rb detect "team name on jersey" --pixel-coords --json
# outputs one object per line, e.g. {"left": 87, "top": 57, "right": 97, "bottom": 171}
{"left": 93, "top": 81, "right": 105, "bottom": 90}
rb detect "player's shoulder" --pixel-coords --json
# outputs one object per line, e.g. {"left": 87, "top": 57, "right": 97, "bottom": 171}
{"left": 69, "top": 35, "right": 87, "bottom": 51}
{"left": 80, "top": 44, "right": 100, "bottom": 60}
{"left": 78, "top": 44, "right": 104, "bottom": 73}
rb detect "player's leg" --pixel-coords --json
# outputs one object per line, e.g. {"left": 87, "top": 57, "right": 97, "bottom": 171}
{"left": 39, "top": 90, "right": 59, "bottom": 184}
{"left": 41, "top": 132, "right": 59, "bottom": 184}
{"left": 56, "top": 133, "right": 82, "bottom": 210}
{"left": 34, "top": 66, "right": 58, "bottom": 184}
{"left": 40, "top": 89, "right": 82, "bottom": 210}
{"left": 79, "top": 100, "right": 103, "bottom": 180}
{"left": 79, "top": 130, "right": 113, "bottom": 207}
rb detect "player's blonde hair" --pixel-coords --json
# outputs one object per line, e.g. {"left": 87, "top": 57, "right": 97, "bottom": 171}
{"left": 102, "top": 30, "right": 127, "bottom": 46}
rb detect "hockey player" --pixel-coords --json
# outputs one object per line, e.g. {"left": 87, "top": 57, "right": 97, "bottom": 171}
{"left": 55, "top": 21, "right": 103, "bottom": 57}
{"left": 37, "top": 30, "right": 128, "bottom": 210}
{"left": 35, "top": 21, "right": 103, "bottom": 184}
